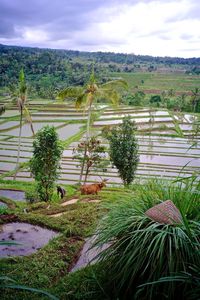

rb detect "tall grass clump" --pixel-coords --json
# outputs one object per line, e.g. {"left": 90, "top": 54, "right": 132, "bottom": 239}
{"left": 94, "top": 179, "right": 200, "bottom": 299}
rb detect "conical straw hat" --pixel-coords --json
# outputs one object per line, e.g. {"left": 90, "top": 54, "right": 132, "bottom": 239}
{"left": 145, "top": 200, "right": 182, "bottom": 225}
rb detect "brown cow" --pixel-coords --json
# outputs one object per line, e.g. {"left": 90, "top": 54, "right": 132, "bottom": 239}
{"left": 80, "top": 179, "right": 108, "bottom": 195}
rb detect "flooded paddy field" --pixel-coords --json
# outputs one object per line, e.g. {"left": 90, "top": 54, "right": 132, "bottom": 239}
{"left": 0, "top": 104, "right": 199, "bottom": 184}
{"left": 3, "top": 122, "right": 65, "bottom": 137}
{"left": 0, "top": 121, "right": 20, "bottom": 131}
{"left": 0, "top": 110, "right": 20, "bottom": 118}
{"left": 0, "top": 189, "right": 25, "bottom": 201}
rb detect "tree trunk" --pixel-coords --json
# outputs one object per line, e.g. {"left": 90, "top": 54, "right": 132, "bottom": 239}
{"left": 79, "top": 103, "right": 92, "bottom": 184}
{"left": 86, "top": 103, "right": 92, "bottom": 140}
{"left": 84, "top": 163, "right": 90, "bottom": 184}
{"left": 79, "top": 142, "right": 87, "bottom": 183}
{"left": 13, "top": 109, "right": 23, "bottom": 180}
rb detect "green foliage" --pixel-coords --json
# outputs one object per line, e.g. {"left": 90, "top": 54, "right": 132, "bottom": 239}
{"left": 191, "top": 88, "right": 200, "bottom": 113}
{"left": 106, "top": 116, "right": 139, "bottom": 186}
{"left": 25, "top": 190, "right": 38, "bottom": 204}
{"left": 149, "top": 94, "right": 162, "bottom": 107}
{"left": 73, "top": 136, "right": 108, "bottom": 183}
{"left": 123, "top": 91, "right": 145, "bottom": 106}
{"left": 0, "top": 185, "right": 100, "bottom": 300}
{"left": 0, "top": 205, "right": 8, "bottom": 215}
{"left": 139, "top": 264, "right": 200, "bottom": 300}
{"left": 95, "top": 179, "right": 200, "bottom": 299}
{"left": 30, "top": 126, "right": 64, "bottom": 201}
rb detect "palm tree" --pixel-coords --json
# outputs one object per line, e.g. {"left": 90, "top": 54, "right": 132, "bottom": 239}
{"left": 13, "top": 69, "right": 34, "bottom": 180}
{"left": 57, "top": 71, "right": 128, "bottom": 182}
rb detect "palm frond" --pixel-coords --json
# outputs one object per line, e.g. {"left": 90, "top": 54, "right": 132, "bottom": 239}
{"left": 89, "top": 66, "right": 96, "bottom": 84}
{"left": 23, "top": 106, "right": 35, "bottom": 135}
{"left": 75, "top": 93, "right": 87, "bottom": 109}
{"left": 19, "top": 68, "right": 27, "bottom": 96}
{"left": 57, "top": 86, "right": 83, "bottom": 100}
{"left": 85, "top": 93, "right": 94, "bottom": 108}
{"left": 99, "top": 89, "right": 120, "bottom": 106}
{"left": 101, "top": 79, "right": 128, "bottom": 90}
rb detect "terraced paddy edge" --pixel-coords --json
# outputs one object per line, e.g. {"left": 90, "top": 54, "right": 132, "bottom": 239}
{"left": 0, "top": 105, "right": 199, "bottom": 184}
{"left": 111, "top": 72, "right": 200, "bottom": 93}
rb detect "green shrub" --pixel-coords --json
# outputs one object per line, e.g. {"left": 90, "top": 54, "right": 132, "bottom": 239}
{"left": 30, "top": 126, "right": 64, "bottom": 202}
{"left": 95, "top": 179, "right": 200, "bottom": 299}
{"left": 106, "top": 116, "right": 139, "bottom": 186}
{"left": 25, "top": 190, "right": 38, "bottom": 204}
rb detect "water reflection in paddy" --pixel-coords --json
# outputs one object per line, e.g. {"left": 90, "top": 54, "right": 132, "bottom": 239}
{"left": 140, "top": 154, "right": 200, "bottom": 167}
{"left": 0, "top": 110, "right": 20, "bottom": 118}
{"left": 94, "top": 117, "right": 173, "bottom": 126}
{"left": 0, "top": 121, "right": 20, "bottom": 130}
{"left": 100, "top": 111, "right": 169, "bottom": 119}
{"left": 57, "top": 124, "right": 83, "bottom": 140}
{"left": 5, "top": 122, "right": 64, "bottom": 137}
{"left": 0, "top": 222, "right": 58, "bottom": 257}
{"left": 0, "top": 149, "right": 32, "bottom": 157}
{"left": 0, "top": 189, "right": 25, "bottom": 201}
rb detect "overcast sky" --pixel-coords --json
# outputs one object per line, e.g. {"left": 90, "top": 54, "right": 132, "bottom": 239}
{"left": 0, "top": 0, "right": 199, "bottom": 58}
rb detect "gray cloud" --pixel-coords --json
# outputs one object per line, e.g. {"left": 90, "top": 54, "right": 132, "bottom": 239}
{"left": 166, "top": 0, "right": 199, "bottom": 23}
{"left": 0, "top": 0, "right": 105, "bottom": 39}
{"left": 180, "top": 33, "right": 194, "bottom": 40}
{"left": 0, "top": 0, "right": 153, "bottom": 40}
{"left": 0, "top": 0, "right": 199, "bottom": 57}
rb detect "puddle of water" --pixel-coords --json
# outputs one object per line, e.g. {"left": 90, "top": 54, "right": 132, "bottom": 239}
{"left": 0, "top": 222, "right": 58, "bottom": 257}
{"left": 0, "top": 189, "right": 25, "bottom": 201}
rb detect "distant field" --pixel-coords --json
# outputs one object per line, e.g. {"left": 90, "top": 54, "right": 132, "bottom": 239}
{"left": 111, "top": 72, "right": 200, "bottom": 94}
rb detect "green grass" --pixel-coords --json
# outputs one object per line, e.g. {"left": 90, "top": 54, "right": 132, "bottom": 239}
{"left": 0, "top": 181, "right": 130, "bottom": 299}
{"left": 111, "top": 72, "right": 200, "bottom": 93}
{"left": 92, "top": 179, "right": 200, "bottom": 299}
{"left": 1, "top": 177, "right": 200, "bottom": 299}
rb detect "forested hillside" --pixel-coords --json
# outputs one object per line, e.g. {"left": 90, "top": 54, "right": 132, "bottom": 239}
{"left": 0, "top": 44, "right": 199, "bottom": 98}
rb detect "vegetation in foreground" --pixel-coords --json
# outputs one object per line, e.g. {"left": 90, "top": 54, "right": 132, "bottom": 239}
{"left": 0, "top": 178, "right": 200, "bottom": 299}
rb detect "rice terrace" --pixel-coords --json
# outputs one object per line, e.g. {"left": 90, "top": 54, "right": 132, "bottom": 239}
{"left": 0, "top": 25, "right": 200, "bottom": 300}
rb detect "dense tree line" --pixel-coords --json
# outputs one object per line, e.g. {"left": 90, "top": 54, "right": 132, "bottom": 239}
{"left": 0, "top": 44, "right": 199, "bottom": 98}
